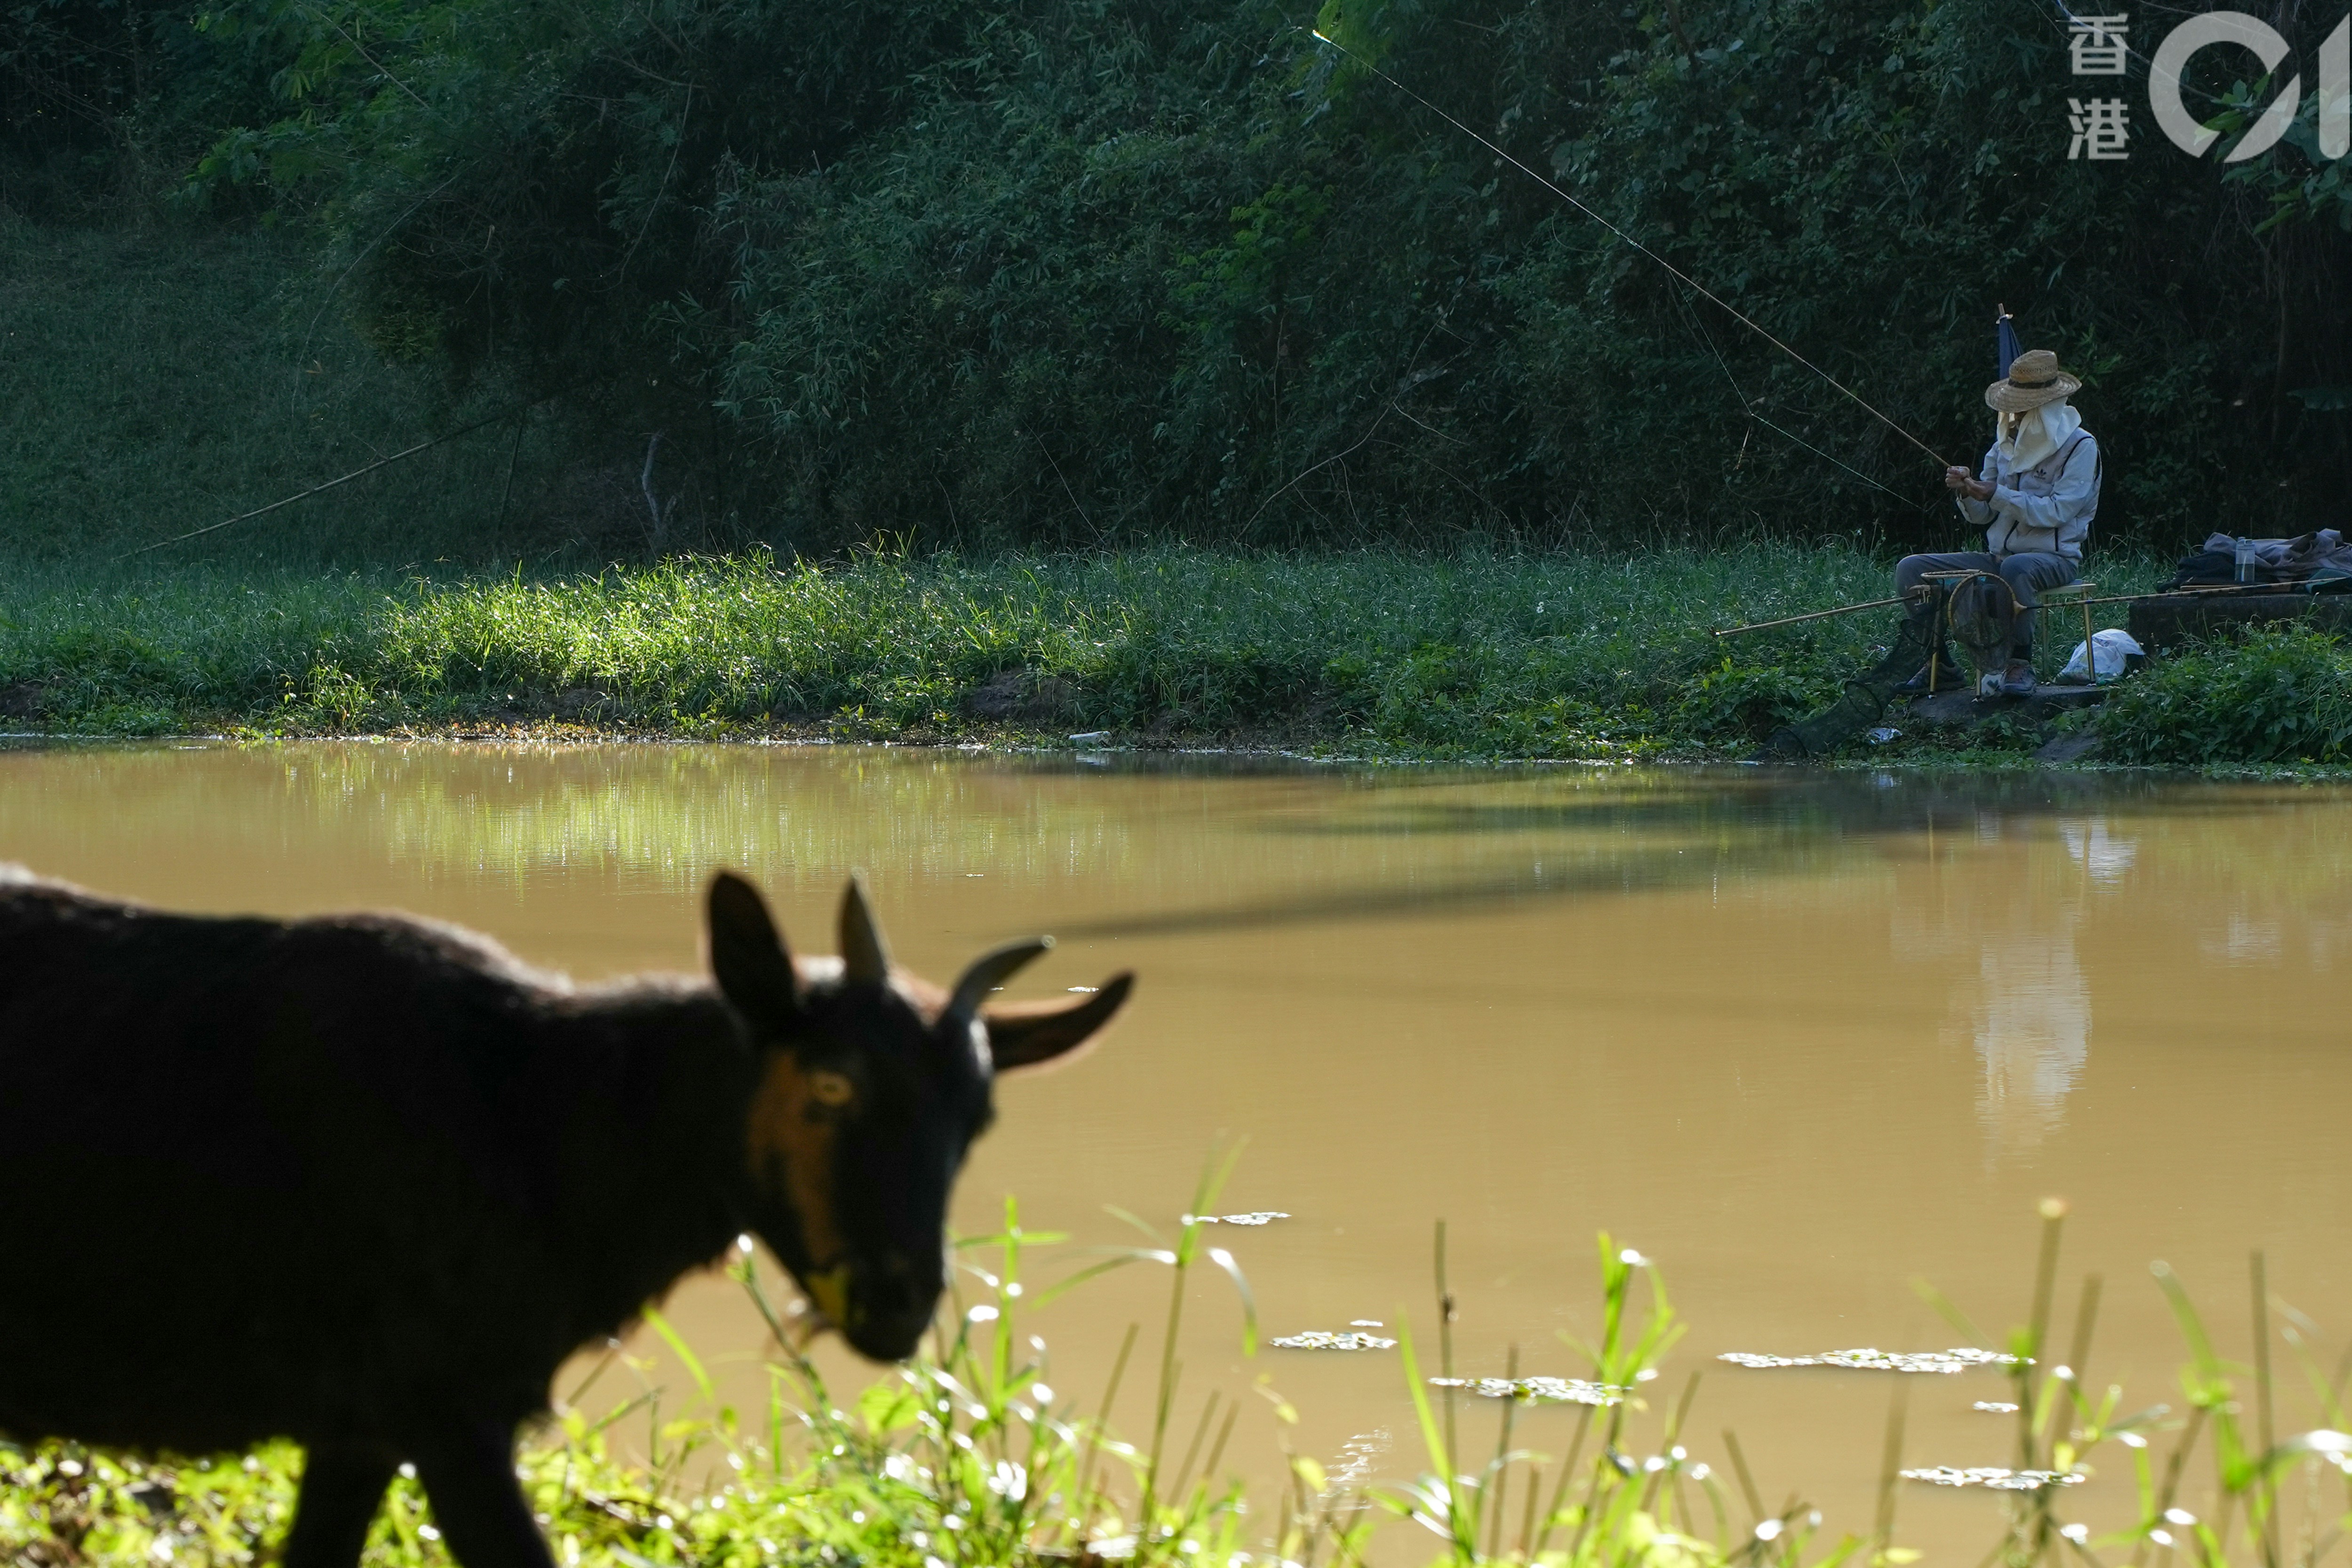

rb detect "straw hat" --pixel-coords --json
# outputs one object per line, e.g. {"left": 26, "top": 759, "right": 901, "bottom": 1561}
{"left": 1985, "top": 348, "right": 2082, "bottom": 412}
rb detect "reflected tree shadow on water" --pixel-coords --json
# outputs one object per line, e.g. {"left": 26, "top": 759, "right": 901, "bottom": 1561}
{"left": 1054, "top": 840, "right": 1840, "bottom": 940}
{"left": 1249, "top": 768, "right": 2284, "bottom": 843}
{"left": 1054, "top": 770, "right": 2267, "bottom": 942}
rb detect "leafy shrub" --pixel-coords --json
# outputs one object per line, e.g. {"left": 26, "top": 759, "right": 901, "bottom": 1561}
{"left": 2096, "top": 624, "right": 2352, "bottom": 765}
{"left": 1673, "top": 658, "right": 1843, "bottom": 744}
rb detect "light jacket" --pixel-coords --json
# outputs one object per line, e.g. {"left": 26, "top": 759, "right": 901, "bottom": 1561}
{"left": 1956, "top": 430, "right": 2100, "bottom": 561}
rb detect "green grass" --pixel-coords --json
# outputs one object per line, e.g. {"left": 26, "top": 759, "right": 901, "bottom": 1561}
{"left": 0, "top": 544, "right": 2167, "bottom": 757}
{"left": 10, "top": 1194, "right": 2352, "bottom": 1567}
{"left": 0, "top": 1195, "right": 1850, "bottom": 1568}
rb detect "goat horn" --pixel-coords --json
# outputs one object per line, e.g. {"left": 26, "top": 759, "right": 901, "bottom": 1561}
{"left": 946, "top": 936, "right": 1053, "bottom": 1021}
{"left": 839, "top": 876, "right": 891, "bottom": 985}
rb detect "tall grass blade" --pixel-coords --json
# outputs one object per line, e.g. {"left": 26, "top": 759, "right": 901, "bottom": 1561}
{"left": 1070, "top": 1320, "right": 1138, "bottom": 1542}
{"left": 1200, "top": 1247, "right": 1258, "bottom": 1355}
{"left": 2254, "top": 1250, "right": 2281, "bottom": 1568}
{"left": 1436, "top": 1219, "right": 1458, "bottom": 1482}
{"left": 1394, "top": 1315, "right": 1477, "bottom": 1562}
{"left": 1483, "top": 1344, "right": 1519, "bottom": 1558}
{"left": 1871, "top": 1377, "right": 1908, "bottom": 1563}
{"left": 642, "top": 1306, "right": 715, "bottom": 1409}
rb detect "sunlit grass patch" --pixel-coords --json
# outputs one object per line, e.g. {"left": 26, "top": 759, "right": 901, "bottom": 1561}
{"left": 0, "top": 543, "right": 2225, "bottom": 759}
{"left": 0, "top": 545, "right": 1942, "bottom": 756}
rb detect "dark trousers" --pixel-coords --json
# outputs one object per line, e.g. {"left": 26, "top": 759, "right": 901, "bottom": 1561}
{"left": 1894, "top": 550, "right": 2078, "bottom": 653}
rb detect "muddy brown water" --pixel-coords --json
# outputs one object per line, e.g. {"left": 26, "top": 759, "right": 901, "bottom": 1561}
{"left": 6, "top": 740, "right": 2351, "bottom": 1553}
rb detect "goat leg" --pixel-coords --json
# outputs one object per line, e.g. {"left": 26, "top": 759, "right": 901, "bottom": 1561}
{"left": 283, "top": 1440, "right": 400, "bottom": 1568}
{"left": 413, "top": 1420, "right": 559, "bottom": 1568}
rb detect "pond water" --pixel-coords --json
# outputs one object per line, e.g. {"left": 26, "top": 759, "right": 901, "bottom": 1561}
{"left": 5, "top": 740, "right": 2349, "bottom": 1552}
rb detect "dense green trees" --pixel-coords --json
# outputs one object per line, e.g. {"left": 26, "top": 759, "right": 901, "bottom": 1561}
{"left": 8, "top": 0, "right": 2347, "bottom": 556}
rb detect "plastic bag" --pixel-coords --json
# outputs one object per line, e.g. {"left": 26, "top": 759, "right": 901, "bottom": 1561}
{"left": 2060, "top": 628, "right": 2144, "bottom": 681}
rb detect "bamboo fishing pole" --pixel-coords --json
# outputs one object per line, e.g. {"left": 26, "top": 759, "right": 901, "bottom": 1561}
{"left": 1719, "top": 578, "right": 2344, "bottom": 638}
{"left": 1713, "top": 596, "right": 1909, "bottom": 637}
{"left": 2077, "top": 580, "right": 2338, "bottom": 607}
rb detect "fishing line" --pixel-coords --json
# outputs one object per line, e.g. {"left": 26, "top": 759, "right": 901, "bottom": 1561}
{"left": 117, "top": 397, "right": 551, "bottom": 559}
{"left": 1307, "top": 26, "right": 1957, "bottom": 472}
{"left": 1676, "top": 285, "right": 1930, "bottom": 509}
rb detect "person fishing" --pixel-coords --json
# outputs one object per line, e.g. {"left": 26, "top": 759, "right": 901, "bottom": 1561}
{"left": 1309, "top": 25, "right": 2105, "bottom": 729}
{"left": 1893, "top": 349, "right": 2102, "bottom": 697}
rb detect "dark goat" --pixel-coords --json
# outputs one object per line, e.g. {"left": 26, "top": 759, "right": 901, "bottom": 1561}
{"left": 0, "top": 866, "right": 1129, "bottom": 1568}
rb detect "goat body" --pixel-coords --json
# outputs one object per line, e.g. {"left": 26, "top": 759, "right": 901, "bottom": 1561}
{"left": 0, "top": 866, "right": 1127, "bottom": 1567}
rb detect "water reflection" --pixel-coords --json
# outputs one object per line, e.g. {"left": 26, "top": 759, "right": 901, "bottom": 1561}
{"left": 1953, "top": 818, "right": 2137, "bottom": 1156}
{"left": 1893, "top": 816, "right": 2137, "bottom": 1161}
{"left": 2061, "top": 818, "right": 2138, "bottom": 886}
{"left": 1970, "top": 923, "right": 2089, "bottom": 1156}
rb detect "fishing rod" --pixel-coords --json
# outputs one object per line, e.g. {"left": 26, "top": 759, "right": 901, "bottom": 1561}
{"left": 116, "top": 396, "right": 553, "bottom": 559}
{"left": 1715, "top": 578, "right": 2343, "bottom": 637}
{"left": 1307, "top": 26, "right": 1958, "bottom": 474}
{"left": 2079, "top": 579, "right": 2341, "bottom": 606}
{"left": 1713, "top": 597, "right": 1909, "bottom": 637}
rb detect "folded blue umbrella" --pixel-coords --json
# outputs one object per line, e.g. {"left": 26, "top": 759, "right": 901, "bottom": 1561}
{"left": 1996, "top": 305, "right": 2021, "bottom": 381}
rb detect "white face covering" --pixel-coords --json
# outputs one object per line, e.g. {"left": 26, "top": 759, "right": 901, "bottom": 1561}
{"left": 1997, "top": 399, "right": 2082, "bottom": 473}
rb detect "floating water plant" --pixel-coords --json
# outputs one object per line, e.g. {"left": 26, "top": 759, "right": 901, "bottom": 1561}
{"left": 1271, "top": 1330, "right": 1397, "bottom": 1351}
{"left": 1425, "top": 1376, "right": 1625, "bottom": 1408}
{"left": 1899, "top": 1465, "right": 2084, "bottom": 1490}
{"left": 1718, "top": 1347, "right": 2027, "bottom": 1373}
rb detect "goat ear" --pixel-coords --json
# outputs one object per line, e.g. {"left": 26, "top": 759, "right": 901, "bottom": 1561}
{"left": 708, "top": 871, "right": 800, "bottom": 1030}
{"left": 983, "top": 973, "right": 1134, "bottom": 1074}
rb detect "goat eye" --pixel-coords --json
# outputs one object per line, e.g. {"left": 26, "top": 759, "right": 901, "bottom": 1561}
{"left": 808, "top": 1070, "right": 855, "bottom": 1107}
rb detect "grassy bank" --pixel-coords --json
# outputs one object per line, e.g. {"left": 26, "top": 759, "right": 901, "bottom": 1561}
{"left": 0, "top": 545, "right": 2170, "bottom": 759}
